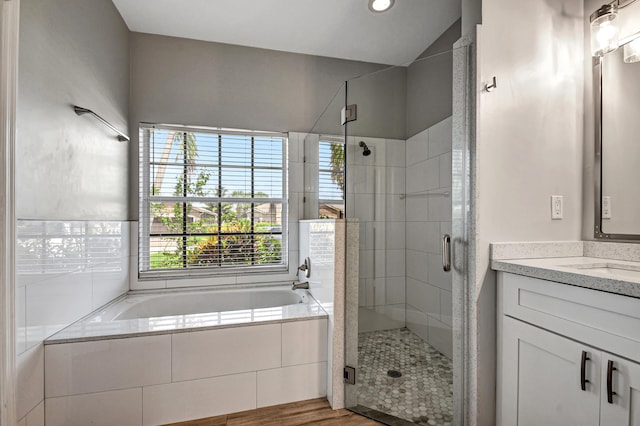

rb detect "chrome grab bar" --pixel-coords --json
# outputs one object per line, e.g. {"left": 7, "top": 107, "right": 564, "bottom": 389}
{"left": 73, "top": 105, "right": 130, "bottom": 142}
{"left": 442, "top": 234, "right": 451, "bottom": 272}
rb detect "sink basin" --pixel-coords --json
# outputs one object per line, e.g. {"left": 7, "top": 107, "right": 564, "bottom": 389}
{"left": 561, "top": 262, "right": 640, "bottom": 280}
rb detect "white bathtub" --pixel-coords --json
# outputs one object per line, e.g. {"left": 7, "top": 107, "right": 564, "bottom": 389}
{"left": 44, "top": 283, "right": 329, "bottom": 425}
{"left": 95, "top": 286, "right": 308, "bottom": 321}
{"left": 47, "top": 283, "right": 325, "bottom": 343}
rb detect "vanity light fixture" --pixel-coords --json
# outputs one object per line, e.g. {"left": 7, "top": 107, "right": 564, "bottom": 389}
{"left": 590, "top": 4, "right": 620, "bottom": 57}
{"left": 623, "top": 35, "right": 640, "bottom": 62}
{"left": 590, "top": 0, "right": 639, "bottom": 57}
{"left": 368, "top": 0, "right": 395, "bottom": 13}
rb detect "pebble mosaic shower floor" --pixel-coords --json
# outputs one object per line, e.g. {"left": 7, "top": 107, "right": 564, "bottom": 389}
{"left": 357, "top": 328, "right": 453, "bottom": 426}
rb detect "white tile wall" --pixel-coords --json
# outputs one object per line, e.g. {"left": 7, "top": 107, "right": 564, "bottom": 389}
{"left": 16, "top": 344, "right": 44, "bottom": 419}
{"left": 172, "top": 324, "right": 281, "bottom": 381}
{"left": 345, "top": 136, "right": 407, "bottom": 331}
{"left": 142, "top": 372, "right": 256, "bottom": 425}
{"left": 282, "top": 319, "right": 328, "bottom": 366}
{"left": 15, "top": 220, "right": 131, "bottom": 421}
{"left": 45, "top": 335, "right": 171, "bottom": 398}
{"left": 46, "top": 388, "right": 142, "bottom": 426}
{"left": 256, "top": 362, "right": 327, "bottom": 408}
{"left": 24, "top": 400, "right": 44, "bottom": 426}
{"left": 43, "top": 318, "right": 328, "bottom": 425}
{"left": 405, "top": 117, "right": 453, "bottom": 359}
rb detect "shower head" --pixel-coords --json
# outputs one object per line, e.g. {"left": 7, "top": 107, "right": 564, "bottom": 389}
{"left": 359, "top": 141, "right": 371, "bottom": 156}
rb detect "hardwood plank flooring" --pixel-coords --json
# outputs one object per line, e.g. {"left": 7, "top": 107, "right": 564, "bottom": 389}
{"left": 164, "top": 398, "right": 381, "bottom": 426}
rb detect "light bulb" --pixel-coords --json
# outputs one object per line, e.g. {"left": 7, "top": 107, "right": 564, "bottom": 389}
{"left": 368, "top": 0, "right": 395, "bottom": 13}
{"left": 590, "top": 4, "right": 619, "bottom": 57}
{"left": 624, "top": 37, "right": 640, "bottom": 63}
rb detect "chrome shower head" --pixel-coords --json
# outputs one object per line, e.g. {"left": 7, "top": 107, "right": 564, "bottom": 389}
{"left": 359, "top": 141, "right": 371, "bottom": 156}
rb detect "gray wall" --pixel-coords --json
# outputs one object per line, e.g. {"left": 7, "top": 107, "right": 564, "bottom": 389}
{"left": 474, "top": 0, "right": 584, "bottom": 424}
{"left": 128, "top": 32, "right": 403, "bottom": 219}
{"left": 407, "top": 20, "right": 461, "bottom": 138}
{"left": 345, "top": 66, "right": 407, "bottom": 139}
{"left": 17, "top": 0, "right": 130, "bottom": 220}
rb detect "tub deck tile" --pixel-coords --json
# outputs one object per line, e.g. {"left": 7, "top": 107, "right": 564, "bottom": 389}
{"left": 46, "top": 297, "right": 327, "bottom": 344}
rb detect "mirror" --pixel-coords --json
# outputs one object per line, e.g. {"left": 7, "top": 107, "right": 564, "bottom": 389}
{"left": 595, "top": 39, "right": 640, "bottom": 240}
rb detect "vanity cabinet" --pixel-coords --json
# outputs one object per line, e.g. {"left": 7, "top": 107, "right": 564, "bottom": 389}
{"left": 497, "top": 272, "right": 640, "bottom": 426}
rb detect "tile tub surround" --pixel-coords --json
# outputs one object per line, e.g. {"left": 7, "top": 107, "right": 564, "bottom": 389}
{"left": 15, "top": 220, "right": 130, "bottom": 424}
{"left": 44, "top": 317, "right": 329, "bottom": 425}
{"left": 299, "top": 219, "right": 359, "bottom": 410}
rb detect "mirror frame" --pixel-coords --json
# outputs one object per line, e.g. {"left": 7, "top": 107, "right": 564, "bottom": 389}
{"left": 594, "top": 53, "right": 640, "bottom": 241}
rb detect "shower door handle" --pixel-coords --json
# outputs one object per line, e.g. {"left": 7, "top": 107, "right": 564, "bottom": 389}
{"left": 442, "top": 234, "right": 451, "bottom": 272}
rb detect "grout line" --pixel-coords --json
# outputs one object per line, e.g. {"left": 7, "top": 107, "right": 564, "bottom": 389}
{"left": 170, "top": 334, "right": 173, "bottom": 383}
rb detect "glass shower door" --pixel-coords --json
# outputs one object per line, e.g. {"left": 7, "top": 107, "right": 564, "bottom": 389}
{"left": 343, "top": 48, "right": 465, "bottom": 426}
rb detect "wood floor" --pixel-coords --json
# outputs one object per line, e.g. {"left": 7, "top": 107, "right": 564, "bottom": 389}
{"left": 165, "top": 398, "right": 380, "bottom": 426}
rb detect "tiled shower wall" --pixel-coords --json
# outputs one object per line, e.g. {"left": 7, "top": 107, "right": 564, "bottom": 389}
{"left": 405, "top": 117, "right": 453, "bottom": 358}
{"left": 347, "top": 136, "right": 407, "bottom": 330}
{"left": 15, "top": 220, "right": 130, "bottom": 424}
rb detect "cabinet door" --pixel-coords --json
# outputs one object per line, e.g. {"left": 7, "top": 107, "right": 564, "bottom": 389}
{"left": 600, "top": 354, "right": 640, "bottom": 425}
{"left": 500, "top": 316, "right": 601, "bottom": 426}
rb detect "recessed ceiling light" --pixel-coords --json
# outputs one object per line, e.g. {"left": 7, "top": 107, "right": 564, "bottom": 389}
{"left": 368, "top": 0, "right": 395, "bottom": 13}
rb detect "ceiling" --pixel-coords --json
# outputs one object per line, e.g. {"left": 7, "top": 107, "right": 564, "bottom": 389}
{"left": 111, "top": 0, "right": 461, "bottom": 66}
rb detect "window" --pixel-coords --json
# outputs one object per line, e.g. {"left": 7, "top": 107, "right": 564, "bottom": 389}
{"left": 139, "top": 124, "right": 287, "bottom": 275}
{"left": 318, "top": 138, "right": 345, "bottom": 218}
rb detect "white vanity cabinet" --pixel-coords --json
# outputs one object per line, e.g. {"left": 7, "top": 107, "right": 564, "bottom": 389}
{"left": 497, "top": 272, "right": 640, "bottom": 426}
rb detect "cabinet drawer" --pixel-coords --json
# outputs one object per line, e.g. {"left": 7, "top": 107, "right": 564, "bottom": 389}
{"left": 500, "top": 272, "right": 640, "bottom": 362}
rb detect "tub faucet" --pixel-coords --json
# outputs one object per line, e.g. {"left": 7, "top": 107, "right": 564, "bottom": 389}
{"left": 292, "top": 281, "right": 310, "bottom": 290}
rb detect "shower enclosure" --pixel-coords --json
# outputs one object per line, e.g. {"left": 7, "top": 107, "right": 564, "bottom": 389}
{"left": 303, "top": 46, "right": 467, "bottom": 426}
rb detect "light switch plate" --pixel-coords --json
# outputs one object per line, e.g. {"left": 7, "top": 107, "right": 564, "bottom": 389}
{"left": 551, "top": 195, "right": 563, "bottom": 220}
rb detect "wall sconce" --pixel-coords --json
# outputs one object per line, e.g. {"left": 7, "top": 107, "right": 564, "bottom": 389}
{"left": 590, "top": 4, "right": 619, "bottom": 57}
{"left": 624, "top": 36, "right": 640, "bottom": 62}
{"left": 590, "top": 0, "right": 640, "bottom": 58}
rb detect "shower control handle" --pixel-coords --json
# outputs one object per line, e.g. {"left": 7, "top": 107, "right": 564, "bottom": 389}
{"left": 298, "top": 257, "right": 311, "bottom": 278}
{"left": 442, "top": 234, "right": 451, "bottom": 272}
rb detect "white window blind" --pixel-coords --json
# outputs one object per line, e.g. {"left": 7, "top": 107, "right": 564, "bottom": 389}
{"left": 139, "top": 124, "right": 287, "bottom": 276}
{"left": 318, "top": 138, "right": 345, "bottom": 219}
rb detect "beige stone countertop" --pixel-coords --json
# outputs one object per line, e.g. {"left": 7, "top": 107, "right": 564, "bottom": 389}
{"left": 491, "top": 256, "right": 640, "bottom": 299}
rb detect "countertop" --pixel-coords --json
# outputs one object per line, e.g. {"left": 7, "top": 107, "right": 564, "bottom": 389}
{"left": 491, "top": 256, "right": 640, "bottom": 298}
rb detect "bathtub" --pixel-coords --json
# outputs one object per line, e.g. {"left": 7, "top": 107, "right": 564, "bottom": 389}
{"left": 94, "top": 285, "right": 309, "bottom": 321}
{"left": 47, "top": 283, "right": 324, "bottom": 342}
{"left": 44, "top": 283, "right": 329, "bottom": 425}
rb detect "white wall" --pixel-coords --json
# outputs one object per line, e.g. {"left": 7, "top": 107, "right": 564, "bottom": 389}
{"left": 405, "top": 117, "right": 453, "bottom": 359}
{"left": 471, "top": 0, "right": 585, "bottom": 424}
{"left": 15, "top": 1, "right": 131, "bottom": 423}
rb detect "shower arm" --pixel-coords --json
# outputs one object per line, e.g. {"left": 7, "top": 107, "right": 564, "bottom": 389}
{"left": 73, "top": 105, "right": 130, "bottom": 142}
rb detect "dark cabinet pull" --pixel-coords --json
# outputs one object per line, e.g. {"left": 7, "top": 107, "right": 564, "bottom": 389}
{"left": 580, "top": 351, "right": 590, "bottom": 391}
{"left": 607, "top": 360, "right": 617, "bottom": 404}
